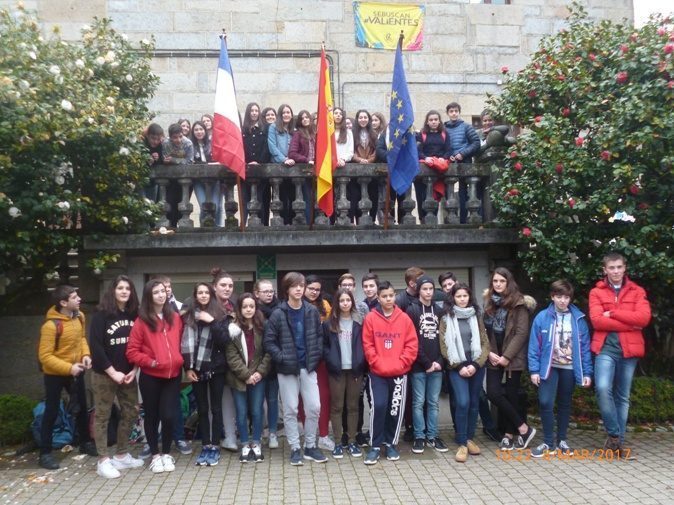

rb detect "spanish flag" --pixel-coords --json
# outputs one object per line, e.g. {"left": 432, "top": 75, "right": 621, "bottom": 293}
{"left": 315, "top": 46, "right": 337, "bottom": 217}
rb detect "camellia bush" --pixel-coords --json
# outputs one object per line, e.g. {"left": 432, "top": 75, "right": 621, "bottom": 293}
{"left": 0, "top": 6, "right": 160, "bottom": 303}
{"left": 490, "top": 3, "right": 673, "bottom": 368}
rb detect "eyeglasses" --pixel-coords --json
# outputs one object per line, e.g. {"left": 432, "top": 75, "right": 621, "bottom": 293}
{"left": 340, "top": 283, "right": 355, "bottom": 288}
{"left": 306, "top": 287, "right": 321, "bottom": 292}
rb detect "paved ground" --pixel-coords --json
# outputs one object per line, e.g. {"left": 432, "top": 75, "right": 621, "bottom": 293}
{"left": 1, "top": 430, "right": 672, "bottom": 505}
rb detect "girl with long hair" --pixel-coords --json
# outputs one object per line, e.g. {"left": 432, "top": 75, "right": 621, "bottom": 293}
{"left": 483, "top": 267, "right": 537, "bottom": 451}
{"left": 226, "top": 293, "right": 271, "bottom": 463}
{"left": 242, "top": 102, "right": 271, "bottom": 225}
{"left": 333, "top": 107, "right": 354, "bottom": 167}
{"left": 191, "top": 121, "right": 222, "bottom": 227}
{"left": 323, "top": 288, "right": 365, "bottom": 458}
{"left": 90, "top": 275, "right": 144, "bottom": 479}
{"left": 351, "top": 109, "right": 377, "bottom": 164}
{"left": 126, "top": 279, "right": 184, "bottom": 474}
{"left": 200, "top": 114, "right": 213, "bottom": 139}
{"left": 288, "top": 110, "right": 316, "bottom": 223}
{"left": 268, "top": 104, "right": 296, "bottom": 224}
{"left": 181, "top": 282, "right": 227, "bottom": 466}
{"left": 370, "top": 112, "right": 387, "bottom": 139}
{"left": 439, "top": 283, "right": 490, "bottom": 462}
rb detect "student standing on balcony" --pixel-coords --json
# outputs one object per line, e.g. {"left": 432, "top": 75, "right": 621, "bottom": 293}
{"left": 261, "top": 107, "right": 276, "bottom": 127}
{"left": 181, "top": 282, "right": 227, "bottom": 467}
{"left": 333, "top": 107, "right": 354, "bottom": 167}
{"left": 288, "top": 110, "right": 315, "bottom": 223}
{"left": 200, "top": 114, "right": 213, "bottom": 140}
{"left": 416, "top": 110, "right": 452, "bottom": 221}
{"left": 226, "top": 293, "right": 271, "bottom": 463}
{"left": 484, "top": 267, "right": 537, "bottom": 451}
{"left": 371, "top": 112, "right": 387, "bottom": 139}
{"left": 301, "top": 275, "right": 334, "bottom": 452}
{"left": 242, "top": 102, "right": 271, "bottom": 225}
{"left": 126, "top": 280, "right": 183, "bottom": 474}
{"left": 210, "top": 268, "right": 239, "bottom": 452}
{"left": 161, "top": 123, "right": 194, "bottom": 227}
{"left": 349, "top": 110, "right": 377, "bottom": 222}
{"left": 191, "top": 121, "right": 222, "bottom": 227}
{"left": 89, "top": 276, "right": 144, "bottom": 479}
{"left": 142, "top": 123, "right": 164, "bottom": 202}
{"left": 268, "top": 104, "right": 297, "bottom": 225}
{"left": 178, "top": 118, "right": 191, "bottom": 137}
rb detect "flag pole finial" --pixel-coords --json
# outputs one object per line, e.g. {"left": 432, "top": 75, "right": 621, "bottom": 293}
{"left": 398, "top": 30, "right": 404, "bottom": 45}
{"left": 220, "top": 29, "right": 227, "bottom": 41}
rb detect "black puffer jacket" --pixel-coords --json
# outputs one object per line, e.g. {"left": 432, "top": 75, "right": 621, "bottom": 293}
{"left": 322, "top": 315, "right": 366, "bottom": 377}
{"left": 263, "top": 301, "right": 323, "bottom": 375}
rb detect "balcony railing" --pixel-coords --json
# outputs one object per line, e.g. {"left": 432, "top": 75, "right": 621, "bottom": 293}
{"left": 150, "top": 163, "right": 496, "bottom": 230}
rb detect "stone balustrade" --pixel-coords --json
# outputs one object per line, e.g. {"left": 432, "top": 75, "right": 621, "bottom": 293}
{"left": 150, "top": 163, "right": 495, "bottom": 230}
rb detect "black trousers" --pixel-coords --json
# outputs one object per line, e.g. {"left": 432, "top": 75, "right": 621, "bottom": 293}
{"left": 40, "top": 374, "right": 90, "bottom": 455}
{"left": 139, "top": 372, "right": 181, "bottom": 455}
{"left": 486, "top": 368, "right": 524, "bottom": 436}
{"left": 192, "top": 372, "right": 225, "bottom": 446}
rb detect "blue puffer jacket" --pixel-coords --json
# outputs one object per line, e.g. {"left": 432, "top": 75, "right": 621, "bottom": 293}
{"left": 263, "top": 300, "right": 323, "bottom": 375}
{"left": 443, "top": 119, "right": 480, "bottom": 162}
{"left": 528, "top": 303, "right": 593, "bottom": 384}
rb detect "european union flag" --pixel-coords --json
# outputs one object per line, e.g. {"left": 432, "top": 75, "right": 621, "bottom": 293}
{"left": 386, "top": 36, "right": 419, "bottom": 195}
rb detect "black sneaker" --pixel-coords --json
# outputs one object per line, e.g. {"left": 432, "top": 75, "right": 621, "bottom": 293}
{"left": 412, "top": 438, "right": 425, "bottom": 454}
{"left": 356, "top": 432, "right": 369, "bottom": 447}
{"left": 289, "top": 448, "right": 303, "bottom": 466}
{"left": 79, "top": 441, "right": 98, "bottom": 457}
{"left": 499, "top": 437, "right": 514, "bottom": 451}
{"left": 427, "top": 437, "right": 449, "bottom": 453}
{"left": 515, "top": 427, "right": 536, "bottom": 450}
{"left": 303, "top": 446, "right": 327, "bottom": 463}
{"left": 39, "top": 453, "right": 59, "bottom": 470}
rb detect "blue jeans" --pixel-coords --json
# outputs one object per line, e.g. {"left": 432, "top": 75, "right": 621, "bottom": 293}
{"left": 448, "top": 367, "right": 485, "bottom": 445}
{"left": 410, "top": 371, "right": 443, "bottom": 440}
{"left": 233, "top": 379, "right": 266, "bottom": 443}
{"left": 595, "top": 353, "right": 638, "bottom": 443}
{"left": 538, "top": 367, "right": 575, "bottom": 447}
{"left": 265, "top": 375, "right": 279, "bottom": 433}
{"left": 193, "top": 181, "right": 223, "bottom": 227}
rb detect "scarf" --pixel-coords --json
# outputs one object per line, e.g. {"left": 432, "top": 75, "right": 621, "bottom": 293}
{"left": 181, "top": 315, "right": 213, "bottom": 372}
{"left": 444, "top": 306, "right": 483, "bottom": 366}
{"left": 484, "top": 293, "right": 507, "bottom": 333}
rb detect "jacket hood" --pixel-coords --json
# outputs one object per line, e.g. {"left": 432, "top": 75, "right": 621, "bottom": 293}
{"left": 482, "top": 289, "right": 537, "bottom": 313}
{"left": 45, "top": 306, "right": 77, "bottom": 321}
{"left": 595, "top": 275, "right": 635, "bottom": 290}
{"left": 228, "top": 322, "right": 242, "bottom": 339}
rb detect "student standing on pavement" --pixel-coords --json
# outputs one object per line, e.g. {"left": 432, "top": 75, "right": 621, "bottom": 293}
{"left": 89, "top": 276, "right": 144, "bottom": 479}
{"left": 37, "top": 285, "right": 97, "bottom": 470}
{"left": 362, "top": 281, "right": 418, "bottom": 465}
{"left": 407, "top": 276, "right": 448, "bottom": 455}
{"left": 263, "top": 272, "right": 327, "bottom": 465}
{"left": 589, "top": 252, "right": 651, "bottom": 458}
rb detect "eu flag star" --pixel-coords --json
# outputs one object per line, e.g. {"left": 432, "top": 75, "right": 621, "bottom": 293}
{"left": 396, "top": 100, "right": 403, "bottom": 109}
{"left": 391, "top": 90, "right": 398, "bottom": 100}
{"left": 398, "top": 113, "right": 404, "bottom": 123}
{"left": 394, "top": 128, "right": 401, "bottom": 138}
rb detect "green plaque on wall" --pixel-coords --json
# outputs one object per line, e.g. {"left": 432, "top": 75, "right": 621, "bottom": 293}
{"left": 257, "top": 254, "right": 276, "bottom": 279}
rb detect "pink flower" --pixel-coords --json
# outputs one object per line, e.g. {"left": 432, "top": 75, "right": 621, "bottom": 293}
{"left": 522, "top": 227, "right": 532, "bottom": 237}
{"left": 527, "top": 90, "right": 537, "bottom": 98}
{"left": 630, "top": 33, "right": 638, "bottom": 42}
{"left": 507, "top": 188, "right": 520, "bottom": 197}
{"left": 555, "top": 163, "right": 564, "bottom": 174}
{"left": 657, "top": 27, "right": 666, "bottom": 36}
{"left": 664, "top": 43, "right": 674, "bottom": 55}
{"left": 510, "top": 151, "right": 518, "bottom": 159}
{"left": 561, "top": 108, "right": 570, "bottom": 117}
{"left": 514, "top": 162, "right": 523, "bottom": 171}
{"left": 600, "top": 150, "right": 611, "bottom": 161}
{"left": 501, "top": 66, "right": 509, "bottom": 74}
{"left": 629, "top": 184, "right": 639, "bottom": 195}
{"left": 589, "top": 53, "right": 597, "bottom": 61}
{"left": 615, "top": 71, "right": 628, "bottom": 84}
{"left": 668, "top": 81, "right": 674, "bottom": 89}
{"left": 575, "top": 137, "right": 584, "bottom": 147}
{"left": 534, "top": 115, "right": 543, "bottom": 123}
{"left": 620, "top": 43, "right": 629, "bottom": 54}
{"left": 568, "top": 197, "right": 575, "bottom": 208}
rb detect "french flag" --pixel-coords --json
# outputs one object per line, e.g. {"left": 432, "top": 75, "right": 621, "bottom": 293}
{"left": 211, "top": 37, "right": 246, "bottom": 179}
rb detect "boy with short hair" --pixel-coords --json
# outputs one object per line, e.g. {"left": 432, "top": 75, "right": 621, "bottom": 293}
{"left": 263, "top": 272, "right": 327, "bottom": 465}
{"left": 362, "top": 281, "right": 418, "bottom": 465}
{"left": 528, "top": 280, "right": 592, "bottom": 458}
{"left": 338, "top": 273, "right": 369, "bottom": 316}
{"left": 395, "top": 266, "right": 424, "bottom": 313}
{"left": 37, "top": 286, "right": 97, "bottom": 469}
{"left": 361, "top": 273, "right": 380, "bottom": 312}
{"left": 162, "top": 123, "right": 194, "bottom": 164}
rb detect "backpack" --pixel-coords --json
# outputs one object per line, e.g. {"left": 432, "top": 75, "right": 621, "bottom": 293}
{"left": 31, "top": 400, "right": 75, "bottom": 449}
{"left": 37, "top": 314, "right": 85, "bottom": 372}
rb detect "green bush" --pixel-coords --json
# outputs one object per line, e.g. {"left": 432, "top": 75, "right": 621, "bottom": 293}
{"left": 0, "top": 394, "right": 36, "bottom": 446}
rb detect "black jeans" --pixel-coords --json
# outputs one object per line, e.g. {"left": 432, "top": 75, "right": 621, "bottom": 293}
{"left": 41, "top": 374, "right": 90, "bottom": 455}
{"left": 486, "top": 368, "right": 523, "bottom": 436}
{"left": 192, "top": 372, "right": 226, "bottom": 446}
{"left": 139, "top": 372, "right": 181, "bottom": 455}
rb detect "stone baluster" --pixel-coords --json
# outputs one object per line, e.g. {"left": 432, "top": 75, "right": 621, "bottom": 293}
{"left": 222, "top": 181, "right": 239, "bottom": 229}
{"left": 176, "top": 178, "right": 194, "bottom": 229}
{"left": 466, "top": 176, "right": 482, "bottom": 224}
{"left": 376, "top": 178, "right": 388, "bottom": 225}
{"left": 313, "top": 176, "right": 329, "bottom": 226}
{"left": 335, "top": 175, "right": 351, "bottom": 226}
{"left": 155, "top": 178, "right": 170, "bottom": 228}
{"left": 357, "top": 177, "right": 373, "bottom": 227}
{"left": 291, "top": 178, "right": 307, "bottom": 225}
{"left": 400, "top": 186, "right": 416, "bottom": 225}
{"left": 200, "top": 179, "right": 217, "bottom": 228}
{"left": 443, "top": 175, "right": 460, "bottom": 224}
{"left": 422, "top": 175, "right": 439, "bottom": 225}
{"left": 247, "top": 179, "right": 263, "bottom": 228}
{"left": 269, "top": 177, "right": 284, "bottom": 227}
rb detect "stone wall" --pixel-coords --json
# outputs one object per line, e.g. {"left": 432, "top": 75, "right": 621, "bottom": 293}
{"left": 1, "top": 0, "right": 634, "bottom": 126}
{"left": 0, "top": 316, "right": 45, "bottom": 400}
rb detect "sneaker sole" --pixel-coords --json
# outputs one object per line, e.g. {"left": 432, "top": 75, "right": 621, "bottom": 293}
{"left": 517, "top": 428, "right": 537, "bottom": 450}
{"left": 411, "top": 448, "right": 425, "bottom": 454}
{"left": 531, "top": 452, "right": 549, "bottom": 459}
{"left": 303, "top": 456, "right": 328, "bottom": 463}
{"left": 386, "top": 455, "right": 400, "bottom": 461}
{"left": 332, "top": 454, "right": 344, "bottom": 459}
{"left": 432, "top": 446, "right": 449, "bottom": 453}
{"left": 349, "top": 452, "right": 362, "bottom": 458}
{"left": 290, "top": 460, "right": 304, "bottom": 466}
{"left": 364, "top": 458, "right": 379, "bottom": 465}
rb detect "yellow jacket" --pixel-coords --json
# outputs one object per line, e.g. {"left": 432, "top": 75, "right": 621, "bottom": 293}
{"left": 38, "top": 307, "right": 90, "bottom": 376}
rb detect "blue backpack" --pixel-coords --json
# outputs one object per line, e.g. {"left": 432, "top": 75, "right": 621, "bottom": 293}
{"left": 31, "top": 400, "right": 75, "bottom": 449}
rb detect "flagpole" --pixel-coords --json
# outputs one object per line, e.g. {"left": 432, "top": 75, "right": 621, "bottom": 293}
{"left": 236, "top": 174, "right": 245, "bottom": 231}
{"left": 384, "top": 173, "right": 391, "bottom": 230}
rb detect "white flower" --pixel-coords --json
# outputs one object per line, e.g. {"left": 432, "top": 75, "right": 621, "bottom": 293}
{"left": 49, "top": 65, "right": 60, "bottom": 75}
{"left": 87, "top": 117, "right": 95, "bottom": 124}
{"left": 57, "top": 201, "right": 70, "bottom": 210}
{"left": 119, "top": 147, "right": 130, "bottom": 156}
{"left": 93, "top": 268, "right": 102, "bottom": 275}
{"left": 55, "top": 175, "right": 65, "bottom": 185}
{"left": 18, "top": 80, "right": 30, "bottom": 90}
{"left": 159, "top": 226, "right": 168, "bottom": 234}
{"left": 95, "top": 56, "right": 105, "bottom": 65}
{"left": 75, "top": 59, "right": 84, "bottom": 68}
{"left": 141, "top": 38, "right": 150, "bottom": 46}
{"left": 143, "top": 198, "right": 152, "bottom": 205}
{"left": 121, "top": 33, "right": 128, "bottom": 41}
{"left": 28, "top": 51, "right": 37, "bottom": 60}
{"left": 145, "top": 209, "right": 153, "bottom": 215}
{"left": 110, "top": 61, "right": 119, "bottom": 68}
{"left": 106, "top": 96, "right": 115, "bottom": 105}
{"left": 125, "top": 74, "right": 133, "bottom": 82}
{"left": 104, "top": 50, "right": 116, "bottom": 62}
{"left": 86, "top": 68, "right": 94, "bottom": 78}
{"left": 61, "top": 99, "right": 73, "bottom": 111}
{"left": 122, "top": 216, "right": 129, "bottom": 224}
{"left": 9, "top": 206, "right": 21, "bottom": 218}
{"left": 81, "top": 24, "right": 91, "bottom": 31}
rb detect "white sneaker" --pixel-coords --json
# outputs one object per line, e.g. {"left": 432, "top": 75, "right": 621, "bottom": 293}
{"left": 161, "top": 454, "right": 175, "bottom": 472}
{"left": 318, "top": 436, "right": 335, "bottom": 451}
{"left": 149, "top": 455, "right": 164, "bottom": 474}
{"left": 97, "top": 458, "right": 121, "bottom": 479}
{"left": 111, "top": 453, "right": 144, "bottom": 469}
{"left": 221, "top": 435, "right": 238, "bottom": 452}
{"left": 268, "top": 433, "right": 279, "bottom": 449}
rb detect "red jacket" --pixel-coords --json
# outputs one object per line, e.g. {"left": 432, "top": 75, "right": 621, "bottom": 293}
{"left": 362, "top": 307, "right": 418, "bottom": 377}
{"left": 588, "top": 276, "right": 651, "bottom": 358}
{"left": 126, "top": 313, "right": 184, "bottom": 379}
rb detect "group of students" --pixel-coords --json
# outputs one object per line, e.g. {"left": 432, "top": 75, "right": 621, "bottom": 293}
{"left": 143, "top": 102, "right": 497, "bottom": 227}
{"left": 36, "top": 251, "right": 649, "bottom": 475}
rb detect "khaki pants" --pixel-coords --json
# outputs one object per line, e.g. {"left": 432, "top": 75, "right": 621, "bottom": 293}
{"left": 90, "top": 372, "right": 138, "bottom": 455}
{"left": 328, "top": 370, "right": 362, "bottom": 442}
